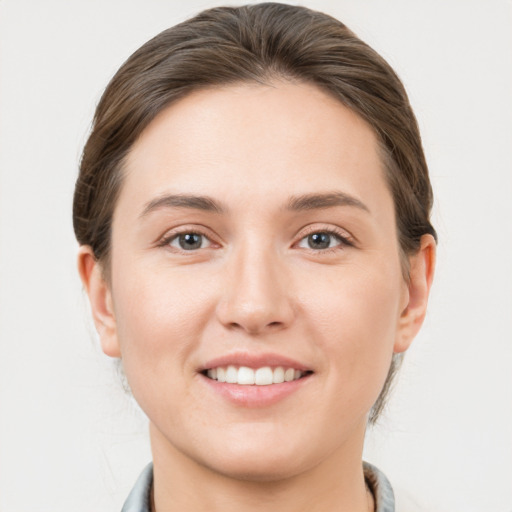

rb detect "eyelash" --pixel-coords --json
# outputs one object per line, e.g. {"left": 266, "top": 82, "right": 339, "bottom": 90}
{"left": 157, "top": 226, "right": 354, "bottom": 254}
{"left": 158, "top": 229, "right": 215, "bottom": 252}
{"left": 297, "top": 226, "right": 355, "bottom": 253}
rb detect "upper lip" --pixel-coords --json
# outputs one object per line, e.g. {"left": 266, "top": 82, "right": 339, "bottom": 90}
{"left": 199, "top": 352, "right": 312, "bottom": 372}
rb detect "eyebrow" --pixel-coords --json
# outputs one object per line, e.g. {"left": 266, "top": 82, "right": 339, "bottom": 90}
{"left": 140, "top": 194, "right": 225, "bottom": 218}
{"left": 284, "top": 192, "right": 370, "bottom": 213}
{"left": 139, "top": 190, "right": 369, "bottom": 218}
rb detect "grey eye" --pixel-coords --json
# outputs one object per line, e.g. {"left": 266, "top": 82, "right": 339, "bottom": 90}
{"left": 298, "top": 232, "right": 342, "bottom": 250}
{"left": 170, "top": 233, "right": 210, "bottom": 250}
{"left": 308, "top": 233, "right": 331, "bottom": 249}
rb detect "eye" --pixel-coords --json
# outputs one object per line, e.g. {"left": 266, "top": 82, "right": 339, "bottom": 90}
{"left": 167, "top": 232, "right": 212, "bottom": 251}
{"left": 297, "top": 231, "right": 348, "bottom": 251}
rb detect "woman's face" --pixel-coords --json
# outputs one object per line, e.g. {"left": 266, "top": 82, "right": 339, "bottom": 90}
{"left": 96, "top": 82, "right": 418, "bottom": 480}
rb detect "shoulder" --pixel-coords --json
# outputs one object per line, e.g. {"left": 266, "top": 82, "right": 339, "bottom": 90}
{"left": 364, "top": 461, "right": 396, "bottom": 512}
{"left": 121, "top": 462, "right": 153, "bottom": 512}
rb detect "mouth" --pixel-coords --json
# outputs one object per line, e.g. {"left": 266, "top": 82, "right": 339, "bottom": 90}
{"left": 198, "top": 353, "right": 314, "bottom": 406}
{"left": 201, "top": 365, "right": 313, "bottom": 386}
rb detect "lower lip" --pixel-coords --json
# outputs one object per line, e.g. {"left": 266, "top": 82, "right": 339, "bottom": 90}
{"left": 200, "top": 374, "right": 312, "bottom": 408}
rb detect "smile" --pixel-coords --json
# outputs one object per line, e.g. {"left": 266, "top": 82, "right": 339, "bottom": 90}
{"left": 204, "top": 366, "right": 308, "bottom": 385}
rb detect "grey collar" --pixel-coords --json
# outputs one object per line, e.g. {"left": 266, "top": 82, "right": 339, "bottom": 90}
{"left": 122, "top": 461, "right": 395, "bottom": 512}
{"left": 121, "top": 462, "right": 153, "bottom": 512}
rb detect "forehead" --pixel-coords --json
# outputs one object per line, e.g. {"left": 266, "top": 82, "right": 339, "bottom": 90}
{"left": 120, "top": 81, "right": 392, "bottom": 216}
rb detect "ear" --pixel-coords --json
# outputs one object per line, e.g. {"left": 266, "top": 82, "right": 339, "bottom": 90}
{"left": 77, "top": 246, "right": 121, "bottom": 358}
{"left": 394, "top": 234, "right": 436, "bottom": 353}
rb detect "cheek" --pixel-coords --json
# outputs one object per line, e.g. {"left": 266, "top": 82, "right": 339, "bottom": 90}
{"left": 304, "top": 258, "right": 402, "bottom": 335}
{"left": 110, "top": 263, "right": 214, "bottom": 393}
{"left": 300, "top": 262, "right": 403, "bottom": 394}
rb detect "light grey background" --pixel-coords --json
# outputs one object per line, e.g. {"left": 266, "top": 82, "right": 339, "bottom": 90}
{"left": 0, "top": 1, "right": 511, "bottom": 511}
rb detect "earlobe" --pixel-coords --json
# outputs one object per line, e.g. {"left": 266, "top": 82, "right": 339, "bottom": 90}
{"left": 77, "top": 246, "right": 121, "bottom": 358}
{"left": 394, "top": 234, "right": 436, "bottom": 353}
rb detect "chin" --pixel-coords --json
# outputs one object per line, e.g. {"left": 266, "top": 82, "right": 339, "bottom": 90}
{"left": 194, "top": 433, "right": 315, "bottom": 483}
{"left": 205, "top": 453, "right": 304, "bottom": 483}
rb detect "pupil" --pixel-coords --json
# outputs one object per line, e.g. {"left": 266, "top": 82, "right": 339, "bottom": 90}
{"left": 179, "top": 233, "right": 202, "bottom": 250}
{"left": 309, "top": 232, "right": 330, "bottom": 249}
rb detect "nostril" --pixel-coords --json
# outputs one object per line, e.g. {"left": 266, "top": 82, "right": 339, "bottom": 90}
{"left": 216, "top": 294, "right": 294, "bottom": 334}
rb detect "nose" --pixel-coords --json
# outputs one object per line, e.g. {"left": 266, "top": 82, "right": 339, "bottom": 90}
{"left": 215, "top": 241, "right": 295, "bottom": 335}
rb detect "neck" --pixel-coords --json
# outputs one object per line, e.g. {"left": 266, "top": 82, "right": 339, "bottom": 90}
{"left": 149, "top": 423, "right": 373, "bottom": 512}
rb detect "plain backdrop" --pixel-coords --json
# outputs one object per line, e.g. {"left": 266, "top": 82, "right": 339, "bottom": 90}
{"left": 0, "top": 1, "right": 511, "bottom": 511}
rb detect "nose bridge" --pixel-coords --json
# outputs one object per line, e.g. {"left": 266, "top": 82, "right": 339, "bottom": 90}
{"left": 216, "top": 234, "right": 293, "bottom": 334}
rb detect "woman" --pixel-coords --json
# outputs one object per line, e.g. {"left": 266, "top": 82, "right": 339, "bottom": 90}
{"left": 74, "top": 3, "right": 436, "bottom": 511}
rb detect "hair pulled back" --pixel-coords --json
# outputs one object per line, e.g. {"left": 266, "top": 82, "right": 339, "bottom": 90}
{"left": 73, "top": 2, "right": 437, "bottom": 423}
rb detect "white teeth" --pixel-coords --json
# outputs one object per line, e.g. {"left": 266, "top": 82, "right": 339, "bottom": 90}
{"left": 226, "top": 365, "right": 238, "bottom": 384}
{"left": 217, "top": 367, "right": 226, "bottom": 383}
{"left": 238, "top": 366, "right": 255, "bottom": 385}
{"left": 205, "top": 365, "right": 307, "bottom": 385}
{"left": 284, "top": 368, "right": 295, "bottom": 382}
{"left": 255, "top": 367, "right": 273, "bottom": 385}
{"left": 273, "top": 366, "right": 285, "bottom": 384}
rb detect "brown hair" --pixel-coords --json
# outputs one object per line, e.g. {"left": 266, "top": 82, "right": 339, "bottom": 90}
{"left": 73, "top": 2, "right": 437, "bottom": 423}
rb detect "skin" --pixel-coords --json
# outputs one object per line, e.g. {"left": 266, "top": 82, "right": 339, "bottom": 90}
{"left": 79, "top": 81, "right": 435, "bottom": 512}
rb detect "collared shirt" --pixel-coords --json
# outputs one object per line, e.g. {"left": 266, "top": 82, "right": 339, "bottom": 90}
{"left": 121, "top": 461, "right": 395, "bottom": 512}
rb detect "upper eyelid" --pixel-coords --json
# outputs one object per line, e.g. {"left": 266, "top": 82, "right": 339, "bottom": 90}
{"left": 158, "top": 224, "right": 217, "bottom": 242}
{"left": 169, "top": 232, "right": 211, "bottom": 245}
{"left": 155, "top": 230, "right": 217, "bottom": 252}
{"left": 296, "top": 224, "right": 355, "bottom": 244}
{"left": 157, "top": 223, "right": 355, "bottom": 247}
{"left": 295, "top": 232, "right": 352, "bottom": 251}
